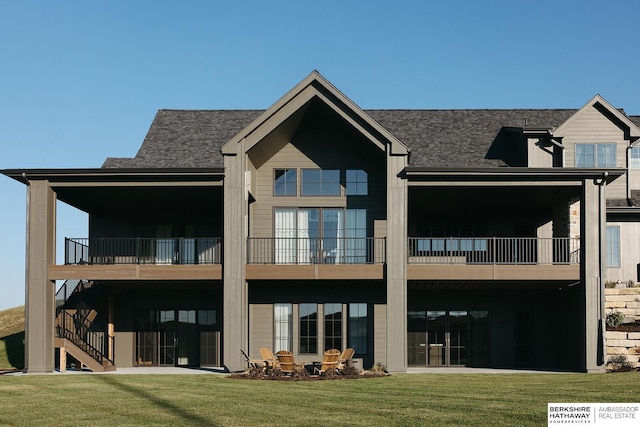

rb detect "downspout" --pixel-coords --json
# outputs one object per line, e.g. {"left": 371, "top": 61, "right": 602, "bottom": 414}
{"left": 626, "top": 146, "right": 632, "bottom": 204}
{"left": 597, "top": 171, "right": 608, "bottom": 366}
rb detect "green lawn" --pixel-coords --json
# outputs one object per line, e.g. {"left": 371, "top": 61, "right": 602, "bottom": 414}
{"left": 0, "top": 373, "right": 638, "bottom": 426}
{"left": 0, "top": 306, "right": 24, "bottom": 370}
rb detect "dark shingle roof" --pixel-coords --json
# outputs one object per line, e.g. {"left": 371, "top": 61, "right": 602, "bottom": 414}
{"left": 102, "top": 108, "right": 580, "bottom": 169}
{"left": 367, "top": 109, "right": 575, "bottom": 167}
{"left": 103, "top": 110, "right": 263, "bottom": 168}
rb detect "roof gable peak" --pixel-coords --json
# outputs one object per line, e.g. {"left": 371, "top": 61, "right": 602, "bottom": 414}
{"left": 221, "top": 71, "right": 408, "bottom": 156}
{"left": 553, "top": 94, "right": 640, "bottom": 141}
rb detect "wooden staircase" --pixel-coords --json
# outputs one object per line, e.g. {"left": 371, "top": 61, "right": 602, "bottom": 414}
{"left": 55, "top": 281, "right": 116, "bottom": 372}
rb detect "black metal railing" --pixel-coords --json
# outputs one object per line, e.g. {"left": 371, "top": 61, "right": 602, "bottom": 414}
{"left": 55, "top": 279, "right": 93, "bottom": 315}
{"left": 56, "top": 309, "right": 114, "bottom": 366}
{"left": 247, "top": 237, "right": 386, "bottom": 264}
{"left": 65, "top": 237, "right": 222, "bottom": 265}
{"left": 407, "top": 237, "right": 580, "bottom": 265}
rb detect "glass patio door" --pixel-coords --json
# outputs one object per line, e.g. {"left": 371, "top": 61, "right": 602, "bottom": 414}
{"left": 427, "top": 311, "right": 446, "bottom": 366}
{"left": 407, "top": 310, "right": 469, "bottom": 367}
{"left": 139, "top": 309, "right": 201, "bottom": 367}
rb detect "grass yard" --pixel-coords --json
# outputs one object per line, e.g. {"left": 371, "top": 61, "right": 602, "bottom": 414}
{"left": 0, "top": 306, "right": 24, "bottom": 370}
{"left": 0, "top": 372, "right": 638, "bottom": 426}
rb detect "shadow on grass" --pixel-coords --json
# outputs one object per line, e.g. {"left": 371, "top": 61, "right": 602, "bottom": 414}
{"left": 96, "top": 374, "right": 219, "bottom": 426}
{"left": 0, "top": 331, "right": 25, "bottom": 370}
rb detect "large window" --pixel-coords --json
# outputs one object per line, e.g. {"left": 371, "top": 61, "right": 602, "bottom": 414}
{"left": 575, "top": 143, "right": 616, "bottom": 167}
{"left": 606, "top": 226, "right": 620, "bottom": 268}
{"left": 301, "top": 169, "right": 340, "bottom": 196}
{"left": 299, "top": 303, "right": 318, "bottom": 354}
{"left": 274, "top": 169, "right": 297, "bottom": 196}
{"left": 274, "top": 303, "right": 292, "bottom": 352}
{"left": 348, "top": 303, "right": 368, "bottom": 354}
{"left": 324, "top": 303, "right": 342, "bottom": 351}
{"left": 346, "top": 169, "right": 368, "bottom": 195}
{"left": 631, "top": 147, "right": 640, "bottom": 169}
{"left": 274, "top": 207, "right": 367, "bottom": 264}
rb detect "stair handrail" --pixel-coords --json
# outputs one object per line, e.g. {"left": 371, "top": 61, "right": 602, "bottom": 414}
{"left": 56, "top": 310, "right": 114, "bottom": 366}
{"left": 55, "top": 280, "right": 92, "bottom": 316}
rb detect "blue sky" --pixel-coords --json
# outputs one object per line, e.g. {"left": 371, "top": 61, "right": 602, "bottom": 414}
{"left": 1, "top": 0, "right": 639, "bottom": 310}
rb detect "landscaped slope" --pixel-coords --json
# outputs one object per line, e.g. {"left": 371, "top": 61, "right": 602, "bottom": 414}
{"left": 0, "top": 306, "right": 24, "bottom": 370}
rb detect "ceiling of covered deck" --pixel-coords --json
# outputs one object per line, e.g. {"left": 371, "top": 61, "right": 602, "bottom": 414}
{"left": 54, "top": 185, "right": 223, "bottom": 216}
{"left": 408, "top": 279, "right": 580, "bottom": 290}
{"left": 408, "top": 185, "right": 580, "bottom": 229}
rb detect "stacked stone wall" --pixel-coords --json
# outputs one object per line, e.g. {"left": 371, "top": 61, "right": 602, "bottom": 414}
{"left": 605, "top": 288, "right": 640, "bottom": 369}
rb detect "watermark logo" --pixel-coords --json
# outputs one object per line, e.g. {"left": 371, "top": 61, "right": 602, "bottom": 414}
{"left": 548, "top": 403, "right": 639, "bottom": 426}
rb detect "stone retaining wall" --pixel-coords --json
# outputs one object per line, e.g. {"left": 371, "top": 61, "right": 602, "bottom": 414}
{"left": 605, "top": 288, "right": 640, "bottom": 369}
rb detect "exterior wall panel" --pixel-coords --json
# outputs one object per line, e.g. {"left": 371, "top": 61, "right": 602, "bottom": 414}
{"left": 374, "top": 304, "right": 387, "bottom": 368}
{"left": 249, "top": 304, "right": 274, "bottom": 360}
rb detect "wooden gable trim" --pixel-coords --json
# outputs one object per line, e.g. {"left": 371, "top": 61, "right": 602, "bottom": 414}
{"left": 221, "top": 71, "right": 408, "bottom": 156}
{"left": 553, "top": 94, "right": 640, "bottom": 141}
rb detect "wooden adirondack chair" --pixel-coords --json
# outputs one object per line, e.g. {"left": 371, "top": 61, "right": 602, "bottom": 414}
{"left": 314, "top": 349, "right": 341, "bottom": 375}
{"left": 275, "top": 350, "right": 305, "bottom": 374}
{"left": 338, "top": 347, "right": 356, "bottom": 371}
{"left": 260, "top": 347, "right": 280, "bottom": 370}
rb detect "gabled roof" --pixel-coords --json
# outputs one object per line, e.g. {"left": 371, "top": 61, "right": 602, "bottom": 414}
{"left": 220, "top": 70, "right": 408, "bottom": 157}
{"left": 553, "top": 94, "right": 640, "bottom": 142}
{"left": 103, "top": 108, "right": 578, "bottom": 169}
{"left": 103, "top": 110, "right": 262, "bottom": 168}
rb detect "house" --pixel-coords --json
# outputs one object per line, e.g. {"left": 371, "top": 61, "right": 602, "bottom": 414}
{"left": 3, "top": 71, "right": 640, "bottom": 373}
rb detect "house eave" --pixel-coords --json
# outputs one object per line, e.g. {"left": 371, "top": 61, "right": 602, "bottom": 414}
{"left": 1, "top": 167, "right": 225, "bottom": 185}
{"left": 404, "top": 167, "right": 624, "bottom": 183}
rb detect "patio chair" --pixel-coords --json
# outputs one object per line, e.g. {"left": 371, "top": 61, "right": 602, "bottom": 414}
{"left": 338, "top": 347, "right": 355, "bottom": 371}
{"left": 241, "top": 349, "right": 265, "bottom": 369}
{"left": 260, "top": 347, "right": 281, "bottom": 370}
{"left": 275, "top": 350, "right": 305, "bottom": 374}
{"left": 314, "top": 348, "right": 341, "bottom": 375}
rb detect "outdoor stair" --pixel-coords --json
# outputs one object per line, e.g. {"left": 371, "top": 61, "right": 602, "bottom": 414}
{"left": 54, "top": 279, "right": 115, "bottom": 372}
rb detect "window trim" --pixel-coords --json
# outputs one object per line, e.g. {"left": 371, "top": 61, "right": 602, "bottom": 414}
{"left": 299, "top": 303, "right": 318, "bottom": 355}
{"left": 274, "top": 303, "right": 293, "bottom": 352}
{"left": 301, "top": 168, "right": 341, "bottom": 197}
{"left": 346, "top": 169, "right": 368, "bottom": 196}
{"left": 630, "top": 146, "right": 640, "bottom": 169}
{"left": 575, "top": 143, "right": 616, "bottom": 168}
{"left": 273, "top": 168, "right": 297, "bottom": 197}
{"left": 606, "top": 225, "right": 621, "bottom": 268}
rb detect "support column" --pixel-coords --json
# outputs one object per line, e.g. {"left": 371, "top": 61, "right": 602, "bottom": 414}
{"left": 107, "top": 288, "right": 114, "bottom": 363}
{"left": 222, "top": 149, "right": 248, "bottom": 372}
{"left": 25, "top": 180, "right": 56, "bottom": 373}
{"left": 581, "top": 178, "right": 605, "bottom": 372}
{"left": 386, "top": 154, "right": 407, "bottom": 373}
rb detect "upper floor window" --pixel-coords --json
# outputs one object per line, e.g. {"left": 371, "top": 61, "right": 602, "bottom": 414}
{"left": 630, "top": 147, "right": 640, "bottom": 169}
{"left": 606, "top": 226, "right": 620, "bottom": 268}
{"left": 274, "top": 169, "right": 297, "bottom": 196}
{"left": 346, "top": 169, "right": 368, "bottom": 195}
{"left": 575, "top": 143, "right": 616, "bottom": 167}
{"left": 301, "top": 169, "right": 340, "bottom": 196}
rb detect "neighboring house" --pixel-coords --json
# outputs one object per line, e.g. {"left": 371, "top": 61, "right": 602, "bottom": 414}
{"left": 3, "top": 71, "right": 640, "bottom": 374}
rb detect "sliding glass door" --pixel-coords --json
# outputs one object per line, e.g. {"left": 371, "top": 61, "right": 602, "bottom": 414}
{"left": 274, "top": 208, "right": 365, "bottom": 264}
{"left": 136, "top": 309, "right": 220, "bottom": 367}
{"left": 407, "top": 310, "right": 474, "bottom": 367}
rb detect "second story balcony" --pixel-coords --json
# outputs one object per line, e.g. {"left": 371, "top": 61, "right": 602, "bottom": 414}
{"left": 247, "top": 237, "right": 386, "bottom": 265}
{"left": 52, "top": 237, "right": 223, "bottom": 282}
{"left": 66, "top": 237, "right": 222, "bottom": 265}
{"left": 407, "top": 236, "right": 581, "bottom": 282}
{"left": 246, "top": 237, "right": 386, "bottom": 280}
